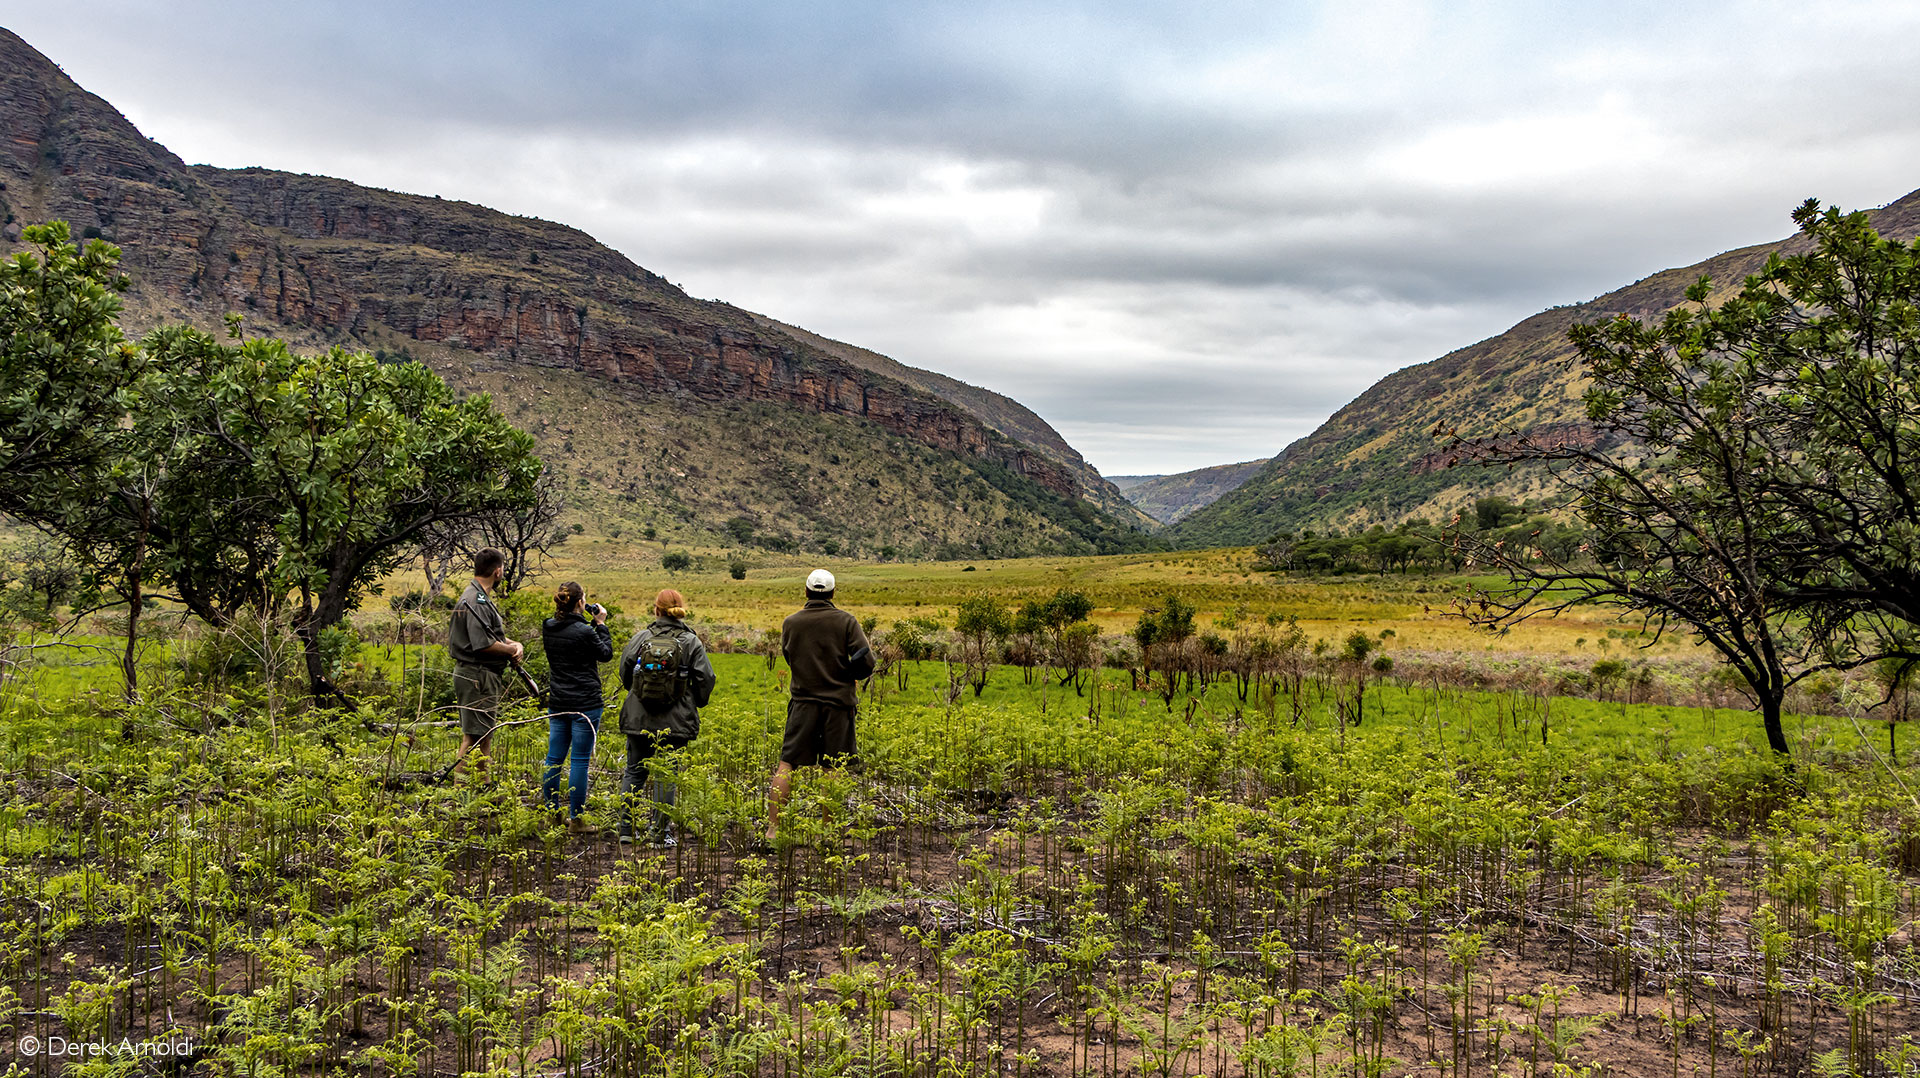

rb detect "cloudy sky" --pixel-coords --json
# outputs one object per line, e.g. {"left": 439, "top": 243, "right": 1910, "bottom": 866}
{"left": 12, "top": 2, "right": 1920, "bottom": 475}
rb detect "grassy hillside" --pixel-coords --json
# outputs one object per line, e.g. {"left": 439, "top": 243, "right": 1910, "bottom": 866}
{"left": 1171, "top": 188, "right": 1920, "bottom": 547}
{"left": 435, "top": 356, "right": 1156, "bottom": 561}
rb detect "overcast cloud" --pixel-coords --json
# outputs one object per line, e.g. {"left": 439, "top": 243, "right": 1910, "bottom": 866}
{"left": 12, "top": 1, "right": 1920, "bottom": 474}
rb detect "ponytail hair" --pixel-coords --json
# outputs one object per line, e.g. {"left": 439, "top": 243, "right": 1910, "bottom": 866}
{"left": 654, "top": 588, "right": 688, "bottom": 619}
{"left": 555, "top": 581, "right": 584, "bottom": 614}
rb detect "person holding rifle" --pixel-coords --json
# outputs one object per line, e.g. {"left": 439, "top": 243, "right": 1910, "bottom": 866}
{"left": 447, "top": 547, "right": 524, "bottom": 777}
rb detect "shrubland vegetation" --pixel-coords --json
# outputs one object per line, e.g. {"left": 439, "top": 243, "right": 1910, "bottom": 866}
{"left": 0, "top": 594, "right": 1916, "bottom": 1076}
{"left": 7, "top": 202, "right": 1920, "bottom": 1076}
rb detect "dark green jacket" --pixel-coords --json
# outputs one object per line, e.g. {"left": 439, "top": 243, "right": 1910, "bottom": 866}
{"left": 617, "top": 616, "right": 715, "bottom": 739}
{"left": 447, "top": 581, "right": 506, "bottom": 669}
{"left": 781, "top": 599, "right": 874, "bottom": 709}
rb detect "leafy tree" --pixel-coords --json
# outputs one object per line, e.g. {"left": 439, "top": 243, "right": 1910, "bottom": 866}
{"left": 1132, "top": 593, "right": 1197, "bottom": 702}
{"left": 127, "top": 326, "right": 540, "bottom": 701}
{"left": 954, "top": 596, "right": 1010, "bottom": 696}
{"left": 1037, "top": 587, "right": 1096, "bottom": 691}
{"left": 1446, "top": 198, "right": 1920, "bottom": 756}
{"left": 662, "top": 550, "right": 692, "bottom": 572}
{"left": 0, "top": 223, "right": 140, "bottom": 523}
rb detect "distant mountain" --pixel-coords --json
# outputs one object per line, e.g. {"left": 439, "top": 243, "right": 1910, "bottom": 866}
{"left": 0, "top": 29, "right": 1152, "bottom": 559}
{"left": 1111, "top": 460, "right": 1267, "bottom": 525}
{"left": 1170, "top": 188, "right": 1920, "bottom": 548}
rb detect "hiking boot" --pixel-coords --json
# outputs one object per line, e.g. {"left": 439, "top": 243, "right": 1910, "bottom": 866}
{"left": 648, "top": 827, "right": 678, "bottom": 849}
{"left": 567, "top": 816, "right": 588, "bottom": 836}
{"left": 617, "top": 824, "right": 635, "bottom": 845}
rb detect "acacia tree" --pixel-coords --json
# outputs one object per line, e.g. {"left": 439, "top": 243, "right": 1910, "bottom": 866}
{"left": 954, "top": 596, "right": 1010, "bottom": 696}
{"left": 1444, "top": 199, "right": 1920, "bottom": 756}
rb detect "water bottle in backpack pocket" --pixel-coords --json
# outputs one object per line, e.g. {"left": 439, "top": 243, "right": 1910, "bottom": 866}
{"left": 632, "top": 629, "right": 686, "bottom": 707}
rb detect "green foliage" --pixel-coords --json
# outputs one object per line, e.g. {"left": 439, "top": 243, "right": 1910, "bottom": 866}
{"left": 1, "top": 638, "right": 1913, "bottom": 1072}
{"left": 1341, "top": 630, "right": 1374, "bottom": 664}
{"left": 955, "top": 596, "right": 1011, "bottom": 640}
{"left": 0, "top": 222, "right": 138, "bottom": 525}
{"left": 0, "top": 227, "right": 542, "bottom": 696}
{"left": 1458, "top": 199, "right": 1920, "bottom": 754}
{"left": 662, "top": 550, "right": 692, "bottom": 572}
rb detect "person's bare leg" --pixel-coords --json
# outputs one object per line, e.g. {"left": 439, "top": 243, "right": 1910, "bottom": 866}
{"left": 764, "top": 762, "right": 794, "bottom": 843}
{"left": 458, "top": 732, "right": 492, "bottom": 780}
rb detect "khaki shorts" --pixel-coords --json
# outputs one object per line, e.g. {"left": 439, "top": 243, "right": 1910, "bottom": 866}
{"left": 780, "top": 699, "right": 856, "bottom": 768}
{"left": 454, "top": 663, "right": 506, "bottom": 739}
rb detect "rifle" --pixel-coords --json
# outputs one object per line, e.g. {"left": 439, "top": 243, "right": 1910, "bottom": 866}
{"left": 509, "top": 657, "right": 547, "bottom": 707}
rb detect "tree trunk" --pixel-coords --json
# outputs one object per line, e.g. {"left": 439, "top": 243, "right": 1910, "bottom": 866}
{"left": 120, "top": 496, "right": 150, "bottom": 702}
{"left": 1761, "top": 693, "right": 1791, "bottom": 757}
{"left": 121, "top": 579, "right": 140, "bottom": 702}
{"left": 297, "top": 584, "right": 357, "bottom": 709}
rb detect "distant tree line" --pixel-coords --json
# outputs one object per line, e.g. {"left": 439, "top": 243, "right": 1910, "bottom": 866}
{"left": 1255, "top": 496, "right": 1586, "bottom": 576}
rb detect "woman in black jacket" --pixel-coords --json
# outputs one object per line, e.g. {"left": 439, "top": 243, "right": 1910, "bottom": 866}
{"left": 540, "top": 581, "right": 613, "bottom": 832}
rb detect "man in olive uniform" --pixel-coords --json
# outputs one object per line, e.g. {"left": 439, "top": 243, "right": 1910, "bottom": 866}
{"left": 447, "top": 547, "right": 525, "bottom": 775}
{"left": 764, "top": 569, "right": 874, "bottom": 845}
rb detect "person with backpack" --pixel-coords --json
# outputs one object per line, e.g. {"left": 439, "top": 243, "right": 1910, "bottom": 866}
{"left": 615, "top": 588, "right": 715, "bottom": 846}
{"left": 540, "top": 582, "right": 613, "bottom": 833}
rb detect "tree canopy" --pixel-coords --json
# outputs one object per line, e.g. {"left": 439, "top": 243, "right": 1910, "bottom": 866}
{"left": 0, "top": 225, "right": 542, "bottom": 700}
{"left": 1450, "top": 199, "right": 1920, "bottom": 755}
{"left": 0, "top": 222, "right": 140, "bottom": 527}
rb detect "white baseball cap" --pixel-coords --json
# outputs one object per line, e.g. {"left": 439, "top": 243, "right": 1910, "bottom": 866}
{"left": 805, "top": 569, "right": 836, "bottom": 593}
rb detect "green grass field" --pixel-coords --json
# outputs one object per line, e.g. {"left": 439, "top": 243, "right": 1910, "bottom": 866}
{"left": 3, "top": 581, "right": 1918, "bottom": 1075}
{"left": 438, "top": 547, "right": 1681, "bottom": 661}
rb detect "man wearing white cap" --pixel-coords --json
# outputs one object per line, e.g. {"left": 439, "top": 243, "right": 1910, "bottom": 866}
{"left": 764, "top": 568, "right": 875, "bottom": 846}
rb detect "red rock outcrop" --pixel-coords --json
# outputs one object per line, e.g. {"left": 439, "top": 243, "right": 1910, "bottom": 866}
{"left": 0, "top": 29, "right": 1083, "bottom": 504}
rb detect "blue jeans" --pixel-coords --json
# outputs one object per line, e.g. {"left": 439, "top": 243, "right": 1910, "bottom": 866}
{"left": 541, "top": 707, "right": 602, "bottom": 818}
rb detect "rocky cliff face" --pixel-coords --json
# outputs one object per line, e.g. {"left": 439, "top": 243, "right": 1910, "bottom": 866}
{"left": 0, "top": 29, "right": 1094, "bottom": 516}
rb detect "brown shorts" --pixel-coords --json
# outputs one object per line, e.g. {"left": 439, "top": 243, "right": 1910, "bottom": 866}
{"left": 454, "top": 663, "right": 505, "bottom": 739}
{"left": 780, "top": 700, "right": 856, "bottom": 768}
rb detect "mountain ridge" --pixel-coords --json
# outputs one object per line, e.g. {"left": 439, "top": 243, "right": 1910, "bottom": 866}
{"left": 0, "top": 28, "right": 1152, "bottom": 558}
{"left": 1169, "top": 187, "right": 1920, "bottom": 547}
{"left": 1111, "top": 460, "right": 1268, "bottom": 525}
